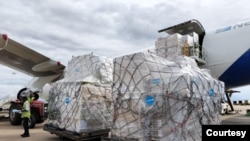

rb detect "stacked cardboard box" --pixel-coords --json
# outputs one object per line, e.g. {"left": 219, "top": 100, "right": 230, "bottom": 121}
{"left": 155, "top": 32, "right": 199, "bottom": 58}
{"left": 47, "top": 53, "right": 113, "bottom": 133}
{"left": 155, "top": 33, "right": 184, "bottom": 58}
{"left": 111, "top": 52, "right": 223, "bottom": 141}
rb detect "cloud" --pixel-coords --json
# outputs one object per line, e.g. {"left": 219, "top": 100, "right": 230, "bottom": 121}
{"left": 0, "top": 0, "right": 250, "bottom": 100}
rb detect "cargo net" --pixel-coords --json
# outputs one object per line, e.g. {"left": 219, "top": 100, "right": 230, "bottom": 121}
{"left": 111, "top": 52, "right": 224, "bottom": 141}
{"left": 47, "top": 81, "right": 113, "bottom": 133}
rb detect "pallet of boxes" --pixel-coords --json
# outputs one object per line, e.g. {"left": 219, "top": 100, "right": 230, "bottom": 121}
{"left": 43, "top": 53, "right": 113, "bottom": 141}
{"left": 155, "top": 32, "right": 202, "bottom": 59}
{"left": 102, "top": 32, "right": 224, "bottom": 141}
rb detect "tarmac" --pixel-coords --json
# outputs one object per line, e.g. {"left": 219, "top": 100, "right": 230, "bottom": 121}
{"left": 0, "top": 105, "right": 250, "bottom": 141}
{"left": 221, "top": 114, "right": 250, "bottom": 125}
{"left": 221, "top": 105, "right": 250, "bottom": 125}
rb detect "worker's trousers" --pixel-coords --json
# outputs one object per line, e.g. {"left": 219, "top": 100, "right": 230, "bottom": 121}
{"left": 22, "top": 117, "right": 29, "bottom": 135}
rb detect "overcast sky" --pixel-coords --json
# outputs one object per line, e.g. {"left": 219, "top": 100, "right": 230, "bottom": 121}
{"left": 0, "top": 0, "right": 250, "bottom": 101}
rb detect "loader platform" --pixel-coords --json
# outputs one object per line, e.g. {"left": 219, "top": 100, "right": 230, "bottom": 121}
{"left": 43, "top": 124, "right": 110, "bottom": 141}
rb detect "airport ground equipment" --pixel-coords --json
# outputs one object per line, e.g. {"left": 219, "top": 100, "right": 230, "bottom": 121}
{"left": 9, "top": 88, "right": 48, "bottom": 128}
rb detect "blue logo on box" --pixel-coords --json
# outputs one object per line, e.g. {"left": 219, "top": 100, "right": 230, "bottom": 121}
{"left": 145, "top": 95, "right": 155, "bottom": 106}
{"left": 65, "top": 97, "right": 70, "bottom": 104}
{"left": 152, "top": 79, "right": 160, "bottom": 85}
{"left": 209, "top": 88, "right": 214, "bottom": 96}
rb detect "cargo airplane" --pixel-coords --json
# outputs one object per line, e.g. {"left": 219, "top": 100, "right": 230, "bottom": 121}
{"left": 0, "top": 19, "right": 249, "bottom": 110}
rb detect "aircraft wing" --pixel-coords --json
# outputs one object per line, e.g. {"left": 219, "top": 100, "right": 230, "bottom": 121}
{"left": 0, "top": 34, "right": 65, "bottom": 78}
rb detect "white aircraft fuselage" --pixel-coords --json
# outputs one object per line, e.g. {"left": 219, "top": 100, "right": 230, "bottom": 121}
{"left": 202, "top": 21, "right": 250, "bottom": 89}
{"left": 158, "top": 19, "right": 250, "bottom": 90}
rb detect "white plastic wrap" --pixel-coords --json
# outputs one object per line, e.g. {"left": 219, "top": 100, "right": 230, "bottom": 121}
{"left": 61, "top": 53, "right": 113, "bottom": 85}
{"left": 47, "top": 82, "right": 112, "bottom": 133}
{"left": 111, "top": 52, "right": 224, "bottom": 141}
{"left": 47, "top": 53, "right": 113, "bottom": 133}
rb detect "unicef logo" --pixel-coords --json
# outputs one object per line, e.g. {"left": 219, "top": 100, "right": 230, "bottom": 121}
{"left": 145, "top": 95, "right": 155, "bottom": 106}
{"left": 65, "top": 97, "right": 70, "bottom": 104}
{"left": 209, "top": 88, "right": 214, "bottom": 96}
